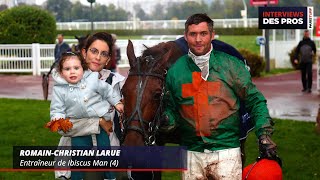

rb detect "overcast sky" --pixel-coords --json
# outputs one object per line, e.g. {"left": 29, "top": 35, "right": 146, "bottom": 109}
{"left": 35, "top": 0, "right": 110, "bottom": 6}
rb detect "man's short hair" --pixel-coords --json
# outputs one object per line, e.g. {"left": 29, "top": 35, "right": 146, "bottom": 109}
{"left": 185, "top": 13, "right": 214, "bottom": 33}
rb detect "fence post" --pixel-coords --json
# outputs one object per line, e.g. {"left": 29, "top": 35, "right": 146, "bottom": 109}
{"left": 32, "top": 43, "right": 41, "bottom": 76}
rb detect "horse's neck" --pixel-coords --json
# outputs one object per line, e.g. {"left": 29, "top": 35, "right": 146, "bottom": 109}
{"left": 166, "top": 42, "right": 183, "bottom": 69}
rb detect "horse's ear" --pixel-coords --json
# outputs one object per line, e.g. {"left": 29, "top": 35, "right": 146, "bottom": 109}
{"left": 127, "top": 40, "right": 137, "bottom": 67}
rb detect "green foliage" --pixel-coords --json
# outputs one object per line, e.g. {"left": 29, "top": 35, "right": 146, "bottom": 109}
{"left": 166, "top": 1, "right": 208, "bottom": 20}
{"left": 288, "top": 46, "right": 317, "bottom": 70}
{"left": 239, "top": 48, "right": 265, "bottom": 77}
{"left": 0, "top": 5, "right": 56, "bottom": 44}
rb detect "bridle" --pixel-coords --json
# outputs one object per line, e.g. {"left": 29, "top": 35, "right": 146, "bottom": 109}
{"left": 122, "top": 54, "right": 167, "bottom": 146}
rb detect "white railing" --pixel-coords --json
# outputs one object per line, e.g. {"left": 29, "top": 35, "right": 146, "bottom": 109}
{"left": 0, "top": 44, "right": 55, "bottom": 75}
{"left": 0, "top": 39, "right": 172, "bottom": 75}
{"left": 57, "top": 18, "right": 259, "bottom": 30}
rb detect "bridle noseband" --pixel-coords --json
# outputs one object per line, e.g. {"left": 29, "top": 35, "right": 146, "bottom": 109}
{"left": 122, "top": 54, "right": 167, "bottom": 146}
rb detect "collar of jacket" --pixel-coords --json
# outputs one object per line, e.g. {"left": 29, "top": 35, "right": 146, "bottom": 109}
{"left": 67, "top": 70, "right": 92, "bottom": 87}
{"left": 185, "top": 49, "right": 219, "bottom": 73}
{"left": 99, "top": 69, "right": 125, "bottom": 88}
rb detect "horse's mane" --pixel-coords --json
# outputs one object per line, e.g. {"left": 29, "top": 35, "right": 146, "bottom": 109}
{"left": 133, "top": 41, "right": 183, "bottom": 74}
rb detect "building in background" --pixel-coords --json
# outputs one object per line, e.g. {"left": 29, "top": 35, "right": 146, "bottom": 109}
{"left": 0, "top": 0, "right": 36, "bottom": 8}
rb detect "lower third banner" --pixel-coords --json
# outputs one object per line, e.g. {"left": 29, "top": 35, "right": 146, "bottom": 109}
{"left": 13, "top": 146, "right": 187, "bottom": 171}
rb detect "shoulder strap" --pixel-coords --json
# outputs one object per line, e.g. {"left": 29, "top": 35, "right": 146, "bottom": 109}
{"left": 105, "top": 72, "right": 115, "bottom": 85}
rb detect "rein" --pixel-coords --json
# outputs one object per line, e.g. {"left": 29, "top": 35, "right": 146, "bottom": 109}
{"left": 123, "top": 54, "right": 167, "bottom": 146}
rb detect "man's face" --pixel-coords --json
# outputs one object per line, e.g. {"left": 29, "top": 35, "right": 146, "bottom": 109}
{"left": 57, "top": 35, "right": 63, "bottom": 44}
{"left": 304, "top": 31, "right": 310, "bottom": 38}
{"left": 184, "top": 22, "right": 214, "bottom": 56}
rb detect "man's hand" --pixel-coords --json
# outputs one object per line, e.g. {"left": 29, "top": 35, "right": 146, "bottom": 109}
{"left": 159, "top": 114, "right": 169, "bottom": 126}
{"left": 294, "top": 59, "right": 299, "bottom": 64}
{"left": 159, "top": 114, "right": 176, "bottom": 132}
{"left": 259, "top": 134, "right": 277, "bottom": 158}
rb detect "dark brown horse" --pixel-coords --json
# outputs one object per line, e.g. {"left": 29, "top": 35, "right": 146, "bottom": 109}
{"left": 120, "top": 40, "right": 182, "bottom": 180}
{"left": 121, "top": 40, "right": 182, "bottom": 147}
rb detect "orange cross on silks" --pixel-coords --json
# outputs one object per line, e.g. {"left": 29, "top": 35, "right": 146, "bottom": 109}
{"left": 181, "top": 71, "right": 224, "bottom": 137}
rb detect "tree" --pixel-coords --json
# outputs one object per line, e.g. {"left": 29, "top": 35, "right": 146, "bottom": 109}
{"left": 223, "top": 0, "right": 243, "bottom": 18}
{"left": 150, "top": 3, "right": 165, "bottom": 20}
{"left": 107, "top": 4, "right": 129, "bottom": 21}
{"left": 208, "top": 0, "right": 225, "bottom": 19}
{"left": 110, "top": 6, "right": 129, "bottom": 21}
{"left": 166, "top": 2, "right": 182, "bottom": 20}
{"left": 70, "top": 1, "right": 90, "bottom": 21}
{"left": 133, "top": 4, "right": 149, "bottom": 20}
{"left": 166, "top": 1, "right": 208, "bottom": 20}
{"left": 0, "top": 5, "right": 56, "bottom": 44}
{"left": 45, "top": 0, "right": 72, "bottom": 22}
{"left": 94, "top": 4, "right": 108, "bottom": 21}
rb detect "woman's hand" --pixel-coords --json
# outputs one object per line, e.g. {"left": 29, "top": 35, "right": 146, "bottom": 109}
{"left": 115, "top": 102, "right": 124, "bottom": 113}
{"left": 99, "top": 118, "right": 113, "bottom": 135}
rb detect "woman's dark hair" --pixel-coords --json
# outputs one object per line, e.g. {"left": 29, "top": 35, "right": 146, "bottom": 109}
{"left": 185, "top": 13, "right": 214, "bottom": 33}
{"left": 83, "top": 32, "right": 113, "bottom": 56}
{"left": 56, "top": 51, "right": 88, "bottom": 73}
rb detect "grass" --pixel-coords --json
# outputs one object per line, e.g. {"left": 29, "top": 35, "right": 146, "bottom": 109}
{"left": 216, "top": 35, "right": 260, "bottom": 54}
{"left": 260, "top": 68, "right": 297, "bottom": 77}
{"left": 1, "top": 98, "right": 319, "bottom": 179}
{"left": 244, "top": 119, "right": 320, "bottom": 180}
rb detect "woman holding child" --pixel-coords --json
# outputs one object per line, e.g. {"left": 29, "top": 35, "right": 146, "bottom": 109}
{"left": 49, "top": 32, "right": 125, "bottom": 180}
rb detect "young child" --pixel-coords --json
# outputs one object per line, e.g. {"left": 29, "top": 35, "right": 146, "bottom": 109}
{"left": 48, "top": 51, "right": 123, "bottom": 180}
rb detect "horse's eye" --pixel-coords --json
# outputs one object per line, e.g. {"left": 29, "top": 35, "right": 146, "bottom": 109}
{"left": 153, "top": 92, "right": 162, "bottom": 100}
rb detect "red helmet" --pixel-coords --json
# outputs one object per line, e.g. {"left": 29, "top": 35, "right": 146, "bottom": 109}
{"left": 242, "top": 159, "right": 282, "bottom": 180}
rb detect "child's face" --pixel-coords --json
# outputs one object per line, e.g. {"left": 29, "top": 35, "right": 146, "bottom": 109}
{"left": 60, "top": 56, "right": 84, "bottom": 84}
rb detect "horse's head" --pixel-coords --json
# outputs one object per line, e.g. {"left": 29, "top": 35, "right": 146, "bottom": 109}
{"left": 121, "top": 40, "right": 182, "bottom": 146}
{"left": 74, "top": 34, "right": 89, "bottom": 52}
